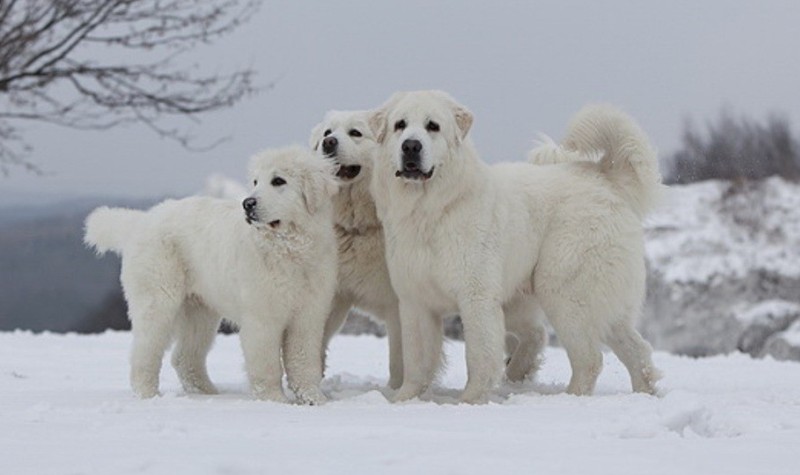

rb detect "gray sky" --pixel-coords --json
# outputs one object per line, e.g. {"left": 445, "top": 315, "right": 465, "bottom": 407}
{"left": 3, "top": 0, "right": 800, "bottom": 203}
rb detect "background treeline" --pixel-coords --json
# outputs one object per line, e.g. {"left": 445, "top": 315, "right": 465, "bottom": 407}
{"left": 666, "top": 110, "right": 800, "bottom": 184}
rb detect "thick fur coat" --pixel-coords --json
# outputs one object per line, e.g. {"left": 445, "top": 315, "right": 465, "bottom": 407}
{"left": 84, "top": 147, "right": 339, "bottom": 404}
{"left": 309, "top": 110, "right": 404, "bottom": 389}
{"left": 368, "top": 90, "right": 662, "bottom": 403}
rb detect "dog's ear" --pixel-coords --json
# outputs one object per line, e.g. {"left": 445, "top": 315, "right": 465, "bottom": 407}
{"left": 367, "top": 108, "right": 388, "bottom": 144}
{"left": 309, "top": 122, "right": 324, "bottom": 151}
{"left": 453, "top": 104, "right": 474, "bottom": 141}
{"left": 300, "top": 162, "right": 339, "bottom": 215}
{"left": 368, "top": 92, "right": 408, "bottom": 144}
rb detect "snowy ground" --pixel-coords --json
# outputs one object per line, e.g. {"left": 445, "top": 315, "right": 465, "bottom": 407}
{"left": 1, "top": 332, "right": 799, "bottom": 475}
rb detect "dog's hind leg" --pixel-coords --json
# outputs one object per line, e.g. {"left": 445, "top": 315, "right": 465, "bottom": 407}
{"left": 604, "top": 320, "right": 661, "bottom": 395}
{"left": 171, "top": 299, "right": 220, "bottom": 395}
{"left": 538, "top": 288, "right": 603, "bottom": 396}
{"left": 504, "top": 295, "right": 547, "bottom": 383}
{"left": 128, "top": 297, "right": 181, "bottom": 399}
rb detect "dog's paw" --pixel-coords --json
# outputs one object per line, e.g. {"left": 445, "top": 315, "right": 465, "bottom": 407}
{"left": 460, "top": 387, "right": 491, "bottom": 405}
{"left": 293, "top": 388, "right": 328, "bottom": 406}
{"left": 389, "top": 384, "right": 424, "bottom": 403}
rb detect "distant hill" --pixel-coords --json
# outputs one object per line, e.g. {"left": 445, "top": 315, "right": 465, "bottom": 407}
{"left": 0, "top": 197, "right": 155, "bottom": 332}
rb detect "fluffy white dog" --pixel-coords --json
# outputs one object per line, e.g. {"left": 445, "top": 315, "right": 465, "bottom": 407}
{"left": 368, "top": 90, "right": 662, "bottom": 403}
{"left": 308, "top": 111, "right": 405, "bottom": 388}
{"left": 84, "top": 147, "right": 338, "bottom": 404}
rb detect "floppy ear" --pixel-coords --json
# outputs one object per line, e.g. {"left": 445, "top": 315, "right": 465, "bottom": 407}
{"left": 367, "top": 108, "right": 388, "bottom": 144}
{"left": 368, "top": 92, "right": 409, "bottom": 144}
{"left": 453, "top": 104, "right": 474, "bottom": 140}
{"left": 300, "top": 164, "right": 339, "bottom": 215}
{"left": 309, "top": 122, "right": 324, "bottom": 151}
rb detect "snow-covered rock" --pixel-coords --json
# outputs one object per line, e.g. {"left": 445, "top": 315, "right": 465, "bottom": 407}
{"left": 643, "top": 177, "right": 800, "bottom": 360}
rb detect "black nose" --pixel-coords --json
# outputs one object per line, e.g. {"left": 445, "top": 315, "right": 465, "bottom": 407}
{"left": 242, "top": 197, "right": 257, "bottom": 211}
{"left": 402, "top": 139, "right": 422, "bottom": 156}
{"left": 322, "top": 136, "right": 338, "bottom": 156}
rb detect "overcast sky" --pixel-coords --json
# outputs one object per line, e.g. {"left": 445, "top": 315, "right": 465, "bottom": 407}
{"left": 3, "top": 0, "right": 800, "bottom": 203}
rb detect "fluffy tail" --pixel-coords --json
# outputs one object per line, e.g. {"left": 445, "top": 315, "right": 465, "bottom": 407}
{"left": 84, "top": 206, "right": 145, "bottom": 255}
{"left": 529, "top": 105, "right": 663, "bottom": 217}
{"left": 564, "top": 104, "right": 663, "bottom": 216}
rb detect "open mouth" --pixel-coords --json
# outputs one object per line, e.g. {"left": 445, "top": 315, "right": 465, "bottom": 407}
{"left": 395, "top": 167, "right": 435, "bottom": 181}
{"left": 245, "top": 213, "right": 279, "bottom": 229}
{"left": 336, "top": 165, "right": 362, "bottom": 180}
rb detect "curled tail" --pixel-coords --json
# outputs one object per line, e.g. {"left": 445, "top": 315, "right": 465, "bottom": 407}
{"left": 528, "top": 105, "right": 663, "bottom": 217}
{"left": 84, "top": 206, "right": 145, "bottom": 255}
{"left": 564, "top": 104, "right": 663, "bottom": 216}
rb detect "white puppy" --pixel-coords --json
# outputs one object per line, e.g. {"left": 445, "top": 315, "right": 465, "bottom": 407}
{"left": 84, "top": 147, "right": 338, "bottom": 404}
{"left": 309, "top": 110, "right": 404, "bottom": 389}
{"left": 368, "top": 90, "right": 662, "bottom": 403}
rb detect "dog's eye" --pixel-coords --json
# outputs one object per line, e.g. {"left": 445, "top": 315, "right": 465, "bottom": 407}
{"left": 348, "top": 129, "right": 362, "bottom": 138}
{"left": 426, "top": 121, "right": 440, "bottom": 133}
{"left": 323, "top": 129, "right": 332, "bottom": 137}
{"left": 394, "top": 120, "right": 406, "bottom": 132}
{"left": 271, "top": 177, "right": 286, "bottom": 187}
{"left": 253, "top": 179, "right": 258, "bottom": 186}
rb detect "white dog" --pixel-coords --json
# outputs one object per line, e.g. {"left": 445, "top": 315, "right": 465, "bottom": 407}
{"left": 309, "top": 110, "right": 405, "bottom": 389}
{"left": 368, "top": 90, "right": 662, "bottom": 403}
{"left": 84, "top": 147, "right": 338, "bottom": 404}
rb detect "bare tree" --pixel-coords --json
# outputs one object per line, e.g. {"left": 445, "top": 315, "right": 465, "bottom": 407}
{"left": 0, "top": 0, "right": 263, "bottom": 175}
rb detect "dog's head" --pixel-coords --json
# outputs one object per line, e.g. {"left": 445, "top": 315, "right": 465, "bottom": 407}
{"left": 309, "top": 110, "right": 377, "bottom": 183}
{"left": 367, "top": 90, "right": 473, "bottom": 183}
{"left": 244, "top": 146, "right": 338, "bottom": 231}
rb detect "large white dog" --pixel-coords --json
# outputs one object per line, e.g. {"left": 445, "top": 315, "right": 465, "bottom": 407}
{"left": 368, "top": 90, "right": 662, "bottom": 403}
{"left": 309, "top": 111, "right": 405, "bottom": 389}
{"left": 84, "top": 147, "right": 338, "bottom": 404}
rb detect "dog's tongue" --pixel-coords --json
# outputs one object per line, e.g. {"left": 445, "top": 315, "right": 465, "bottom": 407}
{"left": 336, "top": 165, "right": 361, "bottom": 179}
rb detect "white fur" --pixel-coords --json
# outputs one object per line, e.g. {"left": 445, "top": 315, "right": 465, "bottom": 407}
{"left": 84, "top": 147, "right": 339, "bottom": 404}
{"left": 369, "top": 91, "right": 662, "bottom": 403}
{"left": 309, "top": 110, "right": 405, "bottom": 389}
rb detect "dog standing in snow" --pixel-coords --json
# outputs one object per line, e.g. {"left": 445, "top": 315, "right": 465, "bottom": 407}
{"left": 309, "top": 110, "right": 405, "bottom": 389}
{"left": 368, "top": 90, "right": 662, "bottom": 403}
{"left": 84, "top": 147, "right": 339, "bottom": 404}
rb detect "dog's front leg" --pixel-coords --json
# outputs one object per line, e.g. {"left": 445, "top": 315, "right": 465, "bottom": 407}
{"left": 390, "top": 300, "right": 442, "bottom": 402}
{"left": 383, "top": 304, "right": 404, "bottom": 390}
{"left": 284, "top": 312, "right": 327, "bottom": 405}
{"left": 239, "top": 321, "right": 288, "bottom": 403}
{"left": 459, "top": 296, "right": 506, "bottom": 404}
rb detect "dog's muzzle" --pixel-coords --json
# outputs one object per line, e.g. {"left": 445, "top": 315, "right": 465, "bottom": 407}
{"left": 243, "top": 197, "right": 258, "bottom": 224}
{"left": 396, "top": 139, "right": 433, "bottom": 180}
{"left": 320, "top": 136, "right": 361, "bottom": 180}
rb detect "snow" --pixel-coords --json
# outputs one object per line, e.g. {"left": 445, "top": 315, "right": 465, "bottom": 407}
{"left": 645, "top": 177, "right": 800, "bottom": 286}
{"left": 736, "top": 300, "right": 800, "bottom": 326}
{"left": 642, "top": 177, "right": 800, "bottom": 358}
{"left": 2, "top": 332, "right": 799, "bottom": 475}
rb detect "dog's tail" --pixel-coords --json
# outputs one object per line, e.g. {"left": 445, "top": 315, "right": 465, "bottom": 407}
{"left": 563, "top": 104, "right": 663, "bottom": 217}
{"left": 84, "top": 206, "right": 145, "bottom": 255}
{"left": 527, "top": 133, "right": 594, "bottom": 165}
